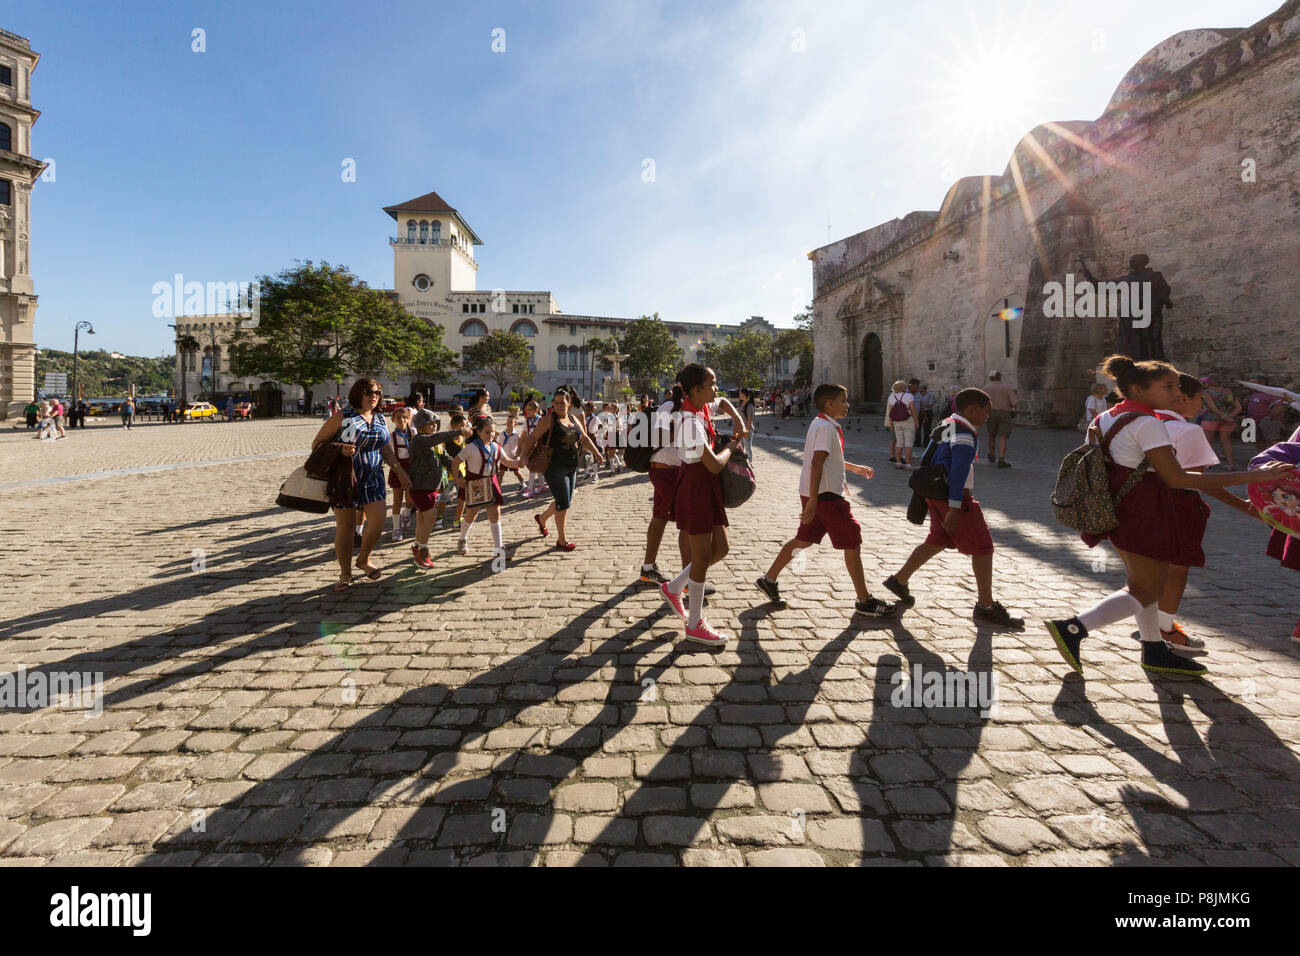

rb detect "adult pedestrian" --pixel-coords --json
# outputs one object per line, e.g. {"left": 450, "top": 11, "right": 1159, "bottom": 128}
{"left": 518, "top": 387, "right": 602, "bottom": 551}
{"left": 984, "top": 371, "right": 1017, "bottom": 467}
{"left": 1246, "top": 383, "right": 1290, "bottom": 453}
{"left": 917, "top": 382, "right": 937, "bottom": 447}
{"left": 467, "top": 387, "right": 492, "bottom": 421}
{"left": 885, "top": 381, "right": 918, "bottom": 469}
{"left": 313, "top": 377, "right": 411, "bottom": 592}
{"left": 121, "top": 396, "right": 135, "bottom": 430}
{"left": 1198, "top": 373, "right": 1241, "bottom": 469}
{"left": 51, "top": 398, "right": 67, "bottom": 439}
{"left": 225, "top": 396, "right": 235, "bottom": 422}
{"left": 24, "top": 400, "right": 38, "bottom": 429}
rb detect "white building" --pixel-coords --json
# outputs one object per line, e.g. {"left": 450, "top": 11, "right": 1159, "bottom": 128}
{"left": 0, "top": 28, "right": 42, "bottom": 418}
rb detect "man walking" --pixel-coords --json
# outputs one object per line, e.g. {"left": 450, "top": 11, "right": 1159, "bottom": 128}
{"left": 983, "top": 371, "right": 1017, "bottom": 467}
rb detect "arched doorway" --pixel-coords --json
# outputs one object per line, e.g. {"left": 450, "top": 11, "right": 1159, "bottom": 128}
{"left": 861, "top": 333, "right": 883, "bottom": 406}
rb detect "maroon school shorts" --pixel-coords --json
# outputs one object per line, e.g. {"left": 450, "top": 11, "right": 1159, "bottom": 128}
{"left": 924, "top": 494, "right": 995, "bottom": 557}
{"left": 1170, "top": 490, "right": 1210, "bottom": 567}
{"left": 650, "top": 465, "right": 678, "bottom": 521}
{"left": 410, "top": 489, "right": 439, "bottom": 513}
{"left": 797, "top": 495, "right": 862, "bottom": 550}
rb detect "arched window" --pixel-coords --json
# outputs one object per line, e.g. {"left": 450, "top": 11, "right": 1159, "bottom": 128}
{"left": 0, "top": 123, "right": 10, "bottom": 152}
{"left": 557, "top": 346, "right": 569, "bottom": 370}
{"left": 432, "top": 220, "right": 441, "bottom": 244}
{"left": 406, "top": 220, "right": 416, "bottom": 242}
{"left": 510, "top": 320, "right": 537, "bottom": 337}
{"left": 419, "top": 220, "right": 428, "bottom": 244}
{"left": 459, "top": 320, "right": 487, "bottom": 337}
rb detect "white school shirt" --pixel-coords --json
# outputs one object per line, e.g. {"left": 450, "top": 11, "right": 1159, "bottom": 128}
{"left": 455, "top": 441, "right": 500, "bottom": 477}
{"left": 651, "top": 400, "right": 680, "bottom": 466}
{"left": 799, "top": 415, "right": 848, "bottom": 499}
{"left": 502, "top": 425, "right": 521, "bottom": 458}
{"left": 1157, "top": 409, "right": 1219, "bottom": 470}
{"left": 678, "top": 400, "right": 723, "bottom": 465}
{"left": 1095, "top": 408, "right": 1172, "bottom": 468}
{"left": 1084, "top": 395, "right": 1108, "bottom": 422}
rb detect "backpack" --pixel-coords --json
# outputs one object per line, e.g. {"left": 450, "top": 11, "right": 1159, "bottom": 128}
{"left": 908, "top": 422, "right": 954, "bottom": 502}
{"left": 1050, "top": 412, "right": 1151, "bottom": 535}
{"left": 889, "top": 394, "right": 911, "bottom": 422}
{"left": 624, "top": 407, "right": 656, "bottom": 473}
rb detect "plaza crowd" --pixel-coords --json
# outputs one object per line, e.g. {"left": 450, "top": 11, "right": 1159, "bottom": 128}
{"left": 304, "top": 355, "right": 1299, "bottom": 670}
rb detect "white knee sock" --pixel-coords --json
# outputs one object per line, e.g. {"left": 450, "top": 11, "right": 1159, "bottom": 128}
{"left": 687, "top": 580, "right": 706, "bottom": 629}
{"left": 1076, "top": 589, "right": 1143, "bottom": 633}
{"left": 1157, "top": 610, "right": 1175, "bottom": 631}
{"left": 1135, "top": 603, "right": 1162, "bottom": 643}
{"left": 667, "top": 563, "right": 692, "bottom": 594}
{"left": 490, "top": 522, "right": 503, "bottom": 551}
{"left": 459, "top": 521, "right": 471, "bottom": 543}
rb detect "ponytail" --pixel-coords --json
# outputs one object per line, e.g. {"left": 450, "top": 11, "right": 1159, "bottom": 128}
{"left": 670, "top": 383, "right": 684, "bottom": 406}
{"left": 1100, "top": 353, "right": 1177, "bottom": 397}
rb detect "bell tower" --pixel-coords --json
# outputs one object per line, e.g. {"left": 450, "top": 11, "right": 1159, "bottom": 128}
{"left": 385, "top": 191, "right": 482, "bottom": 304}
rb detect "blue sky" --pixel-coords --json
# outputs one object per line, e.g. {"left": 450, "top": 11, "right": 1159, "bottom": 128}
{"left": 11, "top": 0, "right": 1282, "bottom": 356}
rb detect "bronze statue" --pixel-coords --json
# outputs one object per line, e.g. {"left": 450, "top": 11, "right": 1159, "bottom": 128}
{"left": 1079, "top": 253, "right": 1173, "bottom": 361}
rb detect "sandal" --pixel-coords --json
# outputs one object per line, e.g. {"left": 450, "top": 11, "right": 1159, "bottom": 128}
{"left": 332, "top": 577, "right": 352, "bottom": 592}
{"left": 554, "top": 541, "right": 576, "bottom": 552}
{"left": 534, "top": 514, "right": 549, "bottom": 537}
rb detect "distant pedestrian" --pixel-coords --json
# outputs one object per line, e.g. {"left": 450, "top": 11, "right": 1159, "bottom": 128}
{"left": 1198, "top": 373, "right": 1241, "bottom": 469}
{"left": 24, "top": 401, "right": 38, "bottom": 429}
{"left": 225, "top": 397, "right": 235, "bottom": 422}
{"left": 885, "top": 380, "right": 917, "bottom": 469}
{"left": 984, "top": 371, "right": 1017, "bottom": 467}
{"left": 917, "top": 383, "right": 937, "bottom": 447}
{"left": 121, "top": 397, "right": 135, "bottom": 430}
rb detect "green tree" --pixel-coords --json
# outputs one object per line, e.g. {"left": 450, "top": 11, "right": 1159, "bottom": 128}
{"left": 702, "top": 329, "right": 771, "bottom": 391}
{"left": 228, "top": 260, "right": 451, "bottom": 410}
{"left": 619, "top": 314, "right": 683, "bottom": 392}
{"left": 462, "top": 330, "right": 534, "bottom": 399}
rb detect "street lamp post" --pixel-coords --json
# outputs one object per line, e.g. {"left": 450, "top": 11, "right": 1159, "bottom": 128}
{"left": 72, "top": 321, "right": 94, "bottom": 409}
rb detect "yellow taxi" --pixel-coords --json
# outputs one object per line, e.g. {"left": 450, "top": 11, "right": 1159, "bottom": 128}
{"left": 183, "top": 402, "right": 218, "bottom": 421}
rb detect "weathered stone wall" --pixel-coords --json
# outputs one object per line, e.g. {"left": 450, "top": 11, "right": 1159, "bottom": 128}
{"left": 812, "top": 1, "right": 1300, "bottom": 425}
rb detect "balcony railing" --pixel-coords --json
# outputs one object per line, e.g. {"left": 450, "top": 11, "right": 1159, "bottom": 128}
{"left": 390, "top": 237, "right": 464, "bottom": 247}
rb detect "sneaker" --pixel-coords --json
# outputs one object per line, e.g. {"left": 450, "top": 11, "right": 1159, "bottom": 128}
{"left": 882, "top": 574, "right": 915, "bottom": 606}
{"left": 434, "top": 518, "right": 444, "bottom": 530}
{"left": 684, "top": 619, "right": 729, "bottom": 647}
{"left": 997, "top": 460, "right": 1011, "bottom": 469}
{"left": 411, "top": 545, "right": 434, "bottom": 569}
{"left": 855, "top": 596, "right": 898, "bottom": 617}
{"left": 457, "top": 539, "right": 469, "bottom": 556}
{"left": 1047, "top": 617, "right": 1086, "bottom": 674}
{"left": 640, "top": 565, "right": 668, "bottom": 585}
{"left": 888, "top": 457, "right": 897, "bottom": 464}
{"left": 1141, "top": 639, "right": 1208, "bottom": 677}
{"left": 682, "top": 581, "right": 716, "bottom": 597}
{"left": 660, "top": 582, "right": 687, "bottom": 619}
{"left": 988, "top": 455, "right": 997, "bottom": 464}
{"left": 755, "top": 576, "right": 782, "bottom": 603}
{"left": 391, "top": 528, "right": 404, "bottom": 542}
{"left": 1161, "top": 622, "right": 1208, "bottom": 656}
{"left": 974, "top": 601, "right": 1024, "bottom": 629}
{"left": 521, "top": 490, "right": 532, "bottom": 499}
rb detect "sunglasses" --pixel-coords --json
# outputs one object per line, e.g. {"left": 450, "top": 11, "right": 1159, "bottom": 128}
{"left": 362, "top": 388, "right": 382, "bottom": 397}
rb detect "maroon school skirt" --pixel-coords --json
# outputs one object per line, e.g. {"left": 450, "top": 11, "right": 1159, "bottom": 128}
{"left": 1080, "top": 464, "right": 1178, "bottom": 563}
{"left": 1266, "top": 528, "right": 1300, "bottom": 571}
{"left": 673, "top": 461, "right": 727, "bottom": 535}
{"left": 1170, "top": 490, "right": 1210, "bottom": 567}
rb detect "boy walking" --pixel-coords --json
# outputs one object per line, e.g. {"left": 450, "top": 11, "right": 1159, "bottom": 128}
{"left": 882, "top": 388, "right": 1024, "bottom": 627}
{"left": 755, "top": 383, "right": 897, "bottom": 617}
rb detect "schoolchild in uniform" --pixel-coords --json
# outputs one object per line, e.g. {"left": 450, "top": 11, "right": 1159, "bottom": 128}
{"left": 1047, "top": 356, "right": 1294, "bottom": 677}
{"left": 454, "top": 414, "right": 525, "bottom": 559}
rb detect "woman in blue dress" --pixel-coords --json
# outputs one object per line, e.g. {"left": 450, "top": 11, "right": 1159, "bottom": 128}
{"left": 313, "top": 377, "right": 411, "bottom": 591}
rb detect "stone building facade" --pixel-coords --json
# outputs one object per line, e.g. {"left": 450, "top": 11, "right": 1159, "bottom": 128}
{"left": 0, "top": 28, "right": 43, "bottom": 418}
{"left": 810, "top": 1, "right": 1300, "bottom": 424}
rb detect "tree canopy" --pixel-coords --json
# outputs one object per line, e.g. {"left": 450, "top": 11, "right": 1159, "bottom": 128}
{"left": 461, "top": 330, "right": 535, "bottom": 399}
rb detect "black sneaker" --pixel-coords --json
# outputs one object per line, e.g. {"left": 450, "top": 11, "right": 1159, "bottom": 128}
{"left": 974, "top": 601, "right": 1024, "bottom": 628}
{"left": 1141, "top": 640, "right": 1208, "bottom": 677}
{"left": 997, "top": 460, "right": 1011, "bottom": 469}
{"left": 887, "top": 457, "right": 897, "bottom": 464}
{"left": 988, "top": 455, "right": 997, "bottom": 464}
{"left": 640, "top": 565, "right": 667, "bottom": 585}
{"left": 755, "top": 576, "right": 782, "bottom": 604}
{"left": 1046, "top": 617, "right": 1086, "bottom": 674}
{"left": 682, "top": 581, "right": 716, "bottom": 597}
{"left": 855, "top": 596, "right": 897, "bottom": 617}
{"left": 882, "top": 574, "right": 915, "bottom": 606}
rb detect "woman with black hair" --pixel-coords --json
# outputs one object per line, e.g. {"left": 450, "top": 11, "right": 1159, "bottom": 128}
{"left": 518, "top": 387, "right": 602, "bottom": 551}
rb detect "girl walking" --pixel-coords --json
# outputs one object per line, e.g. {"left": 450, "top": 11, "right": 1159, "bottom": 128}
{"left": 659, "top": 364, "right": 744, "bottom": 647}
{"left": 1047, "top": 356, "right": 1293, "bottom": 676}
{"left": 387, "top": 406, "right": 415, "bottom": 542}
{"left": 454, "top": 415, "right": 525, "bottom": 559}
{"left": 521, "top": 398, "right": 545, "bottom": 498}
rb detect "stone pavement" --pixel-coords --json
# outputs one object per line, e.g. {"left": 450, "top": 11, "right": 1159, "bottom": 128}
{"left": 0, "top": 414, "right": 1296, "bottom": 866}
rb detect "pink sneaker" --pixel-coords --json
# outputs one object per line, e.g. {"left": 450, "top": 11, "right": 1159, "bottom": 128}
{"left": 684, "top": 619, "right": 728, "bottom": 647}
{"left": 660, "top": 583, "right": 686, "bottom": 619}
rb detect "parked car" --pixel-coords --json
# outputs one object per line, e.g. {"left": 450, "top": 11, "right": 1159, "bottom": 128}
{"left": 379, "top": 399, "right": 406, "bottom": 415}
{"left": 183, "top": 402, "right": 217, "bottom": 421}
{"left": 233, "top": 402, "right": 254, "bottom": 420}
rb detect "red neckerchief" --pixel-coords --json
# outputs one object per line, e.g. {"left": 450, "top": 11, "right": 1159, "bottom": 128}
{"left": 1108, "top": 398, "right": 1156, "bottom": 417}
{"left": 680, "top": 395, "right": 715, "bottom": 441}
{"left": 817, "top": 412, "right": 844, "bottom": 452}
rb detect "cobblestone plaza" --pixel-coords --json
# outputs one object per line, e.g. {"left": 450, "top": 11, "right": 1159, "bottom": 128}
{"left": 1, "top": 415, "right": 1296, "bottom": 866}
